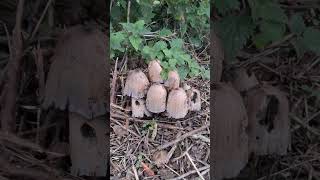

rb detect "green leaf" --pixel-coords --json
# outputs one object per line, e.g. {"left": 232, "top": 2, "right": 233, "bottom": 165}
{"left": 214, "top": 14, "right": 255, "bottom": 60}
{"left": 253, "top": 21, "right": 286, "bottom": 48}
{"left": 248, "top": 0, "right": 288, "bottom": 23}
{"left": 301, "top": 27, "right": 320, "bottom": 54}
{"left": 289, "top": 14, "right": 306, "bottom": 35}
{"left": 214, "top": 0, "right": 240, "bottom": 15}
{"left": 177, "top": 66, "right": 189, "bottom": 79}
{"left": 129, "top": 35, "right": 142, "bottom": 51}
{"left": 163, "top": 49, "right": 173, "bottom": 58}
{"left": 159, "top": 28, "right": 173, "bottom": 36}
{"left": 110, "top": 32, "right": 126, "bottom": 52}
{"left": 169, "top": 38, "right": 184, "bottom": 49}
{"left": 168, "top": 58, "right": 177, "bottom": 68}
{"left": 153, "top": 41, "right": 167, "bottom": 51}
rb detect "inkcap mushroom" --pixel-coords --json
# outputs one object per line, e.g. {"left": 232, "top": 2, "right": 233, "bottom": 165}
{"left": 146, "top": 84, "right": 167, "bottom": 113}
{"left": 123, "top": 69, "right": 150, "bottom": 99}
{"left": 164, "top": 70, "right": 180, "bottom": 90}
{"left": 148, "top": 60, "right": 163, "bottom": 83}
{"left": 166, "top": 88, "right": 188, "bottom": 119}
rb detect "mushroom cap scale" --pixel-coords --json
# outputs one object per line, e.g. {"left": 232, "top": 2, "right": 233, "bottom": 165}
{"left": 43, "top": 25, "right": 107, "bottom": 119}
{"left": 146, "top": 84, "right": 167, "bottom": 113}
{"left": 148, "top": 60, "right": 163, "bottom": 83}
{"left": 123, "top": 69, "right": 150, "bottom": 99}
{"left": 187, "top": 88, "right": 201, "bottom": 111}
{"left": 166, "top": 88, "right": 188, "bottom": 119}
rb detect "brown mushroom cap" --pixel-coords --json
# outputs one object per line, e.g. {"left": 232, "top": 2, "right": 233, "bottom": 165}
{"left": 187, "top": 88, "right": 201, "bottom": 111}
{"left": 123, "top": 69, "right": 150, "bottom": 99}
{"left": 166, "top": 88, "right": 188, "bottom": 119}
{"left": 43, "top": 25, "right": 107, "bottom": 119}
{"left": 148, "top": 60, "right": 163, "bottom": 83}
{"left": 164, "top": 70, "right": 180, "bottom": 90}
{"left": 146, "top": 84, "right": 167, "bottom": 113}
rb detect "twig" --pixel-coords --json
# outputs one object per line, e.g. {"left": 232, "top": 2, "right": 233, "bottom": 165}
{"left": 132, "top": 165, "right": 139, "bottom": 180}
{"left": 156, "top": 124, "right": 209, "bottom": 150}
{"left": 167, "top": 165, "right": 210, "bottom": 180}
{"left": 111, "top": 58, "right": 118, "bottom": 104}
{"left": 186, "top": 152, "right": 205, "bottom": 180}
{"left": 30, "top": 0, "right": 53, "bottom": 40}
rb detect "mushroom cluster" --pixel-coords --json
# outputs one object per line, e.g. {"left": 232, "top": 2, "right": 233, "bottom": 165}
{"left": 123, "top": 60, "right": 201, "bottom": 119}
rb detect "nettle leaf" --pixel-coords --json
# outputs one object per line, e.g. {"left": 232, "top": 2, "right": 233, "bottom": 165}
{"left": 249, "top": 0, "right": 288, "bottom": 23}
{"left": 177, "top": 66, "right": 189, "bottom": 80}
{"left": 153, "top": 41, "right": 167, "bottom": 51}
{"left": 159, "top": 28, "right": 173, "bottom": 36}
{"left": 301, "top": 27, "right": 320, "bottom": 54}
{"left": 215, "top": 14, "right": 254, "bottom": 60}
{"left": 253, "top": 21, "right": 286, "bottom": 48}
{"left": 129, "top": 35, "right": 143, "bottom": 51}
{"left": 289, "top": 14, "right": 306, "bottom": 35}
{"left": 142, "top": 46, "right": 156, "bottom": 59}
{"left": 168, "top": 58, "right": 177, "bottom": 68}
{"left": 214, "top": 0, "right": 240, "bottom": 15}
{"left": 110, "top": 32, "right": 126, "bottom": 52}
{"left": 163, "top": 49, "right": 173, "bottom": 58}
{"left": 170, "top": 38, "right": 184, "bottom": 49}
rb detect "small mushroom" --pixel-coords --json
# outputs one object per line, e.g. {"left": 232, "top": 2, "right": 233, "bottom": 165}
{"left": 148, "top": 60, "right": 163, "bottom": 83}
{"left": 164, "top": 70, "right": 180, "bottom": 90}
{"left": 146, "top": 84, "right": 167, "bottom": 113}
{"left": 131, "top": 98, "right": 151, "bottom": 118}
{"left": 123, "top": 69, "right": 150, "bottom": 99}
{"left": 166, "top": 88, "right": 188, "bottom": 119}
{"left": 187, "top": 88, "right": 201, "bottom": 111}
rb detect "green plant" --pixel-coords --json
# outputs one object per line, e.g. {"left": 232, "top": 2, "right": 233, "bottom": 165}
{"left": 213, "top": 0, "right": 320, "bottom": 61}
{"left": 110, "top": 0, "right": 210, "bottom": 80}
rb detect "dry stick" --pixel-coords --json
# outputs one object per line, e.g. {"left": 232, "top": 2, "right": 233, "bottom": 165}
{"left": 167, "top": 165, "right": 210, "bottom": 180}
{"left": 156, "top": 124, "right": 209, "bottom": 150}
{"left": 186, "top": 152, "right": 205, "bottom": 180}
{"left": 0, "top": 0, "right": 24, "bottom": 133}
{"left": 30, "top": 0, "right": 53, "bottom": 40}
{"left": 111, "top": 58, "right": 118, "bottom": 104}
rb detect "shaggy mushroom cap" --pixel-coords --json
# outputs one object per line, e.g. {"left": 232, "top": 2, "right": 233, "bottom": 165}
{"left": 166, "top": 88, "right": 188, "bottom": 119}
{"left": 43, "top": 25, "right": 107, "bottom": 119}
{"left": 146, "top": 84, "right": 167, "bottom": 113}
{"left": 187, "top": 88, "right": 201, "bottom": 111}
{"left": 165, "top": 70, "right": 180, "bottom": 90}
{"left": 123, "top": 69, "right": 150, "bottom": 99}
{"left": 148, "top": 60, "right": 163, "bottom": 83}
{"left": 131, "top": 98, "right": 151, "bottom": 118}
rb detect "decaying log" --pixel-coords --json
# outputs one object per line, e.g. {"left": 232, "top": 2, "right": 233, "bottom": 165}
{"left": 213, "top": 83, "right": 248, "bottom": 180}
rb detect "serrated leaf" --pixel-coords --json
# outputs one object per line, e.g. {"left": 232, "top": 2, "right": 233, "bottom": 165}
{"left": 214, "top": 0, "right": 240, "bottom": 15}
{"left": 168, "top": 58, "right": 177, "bottom": 67}
{"left": 153, "top": 41, "right": 167, "bottom": 51}
{"left": 253, "top": 21, "right": 286, "bottom": 48}
{"left": 289, "top": 14, "right": 306, "bottom": 35}
{"left": 214, "top": 14, "right": 254, "bottom": 60}
{"left": 177, "top": 66, "right": 189, "bottom": 79}
{"left": 129, "top": 35, "right": 142, "bottom": 51}
{"left": 169, "top": 38, "right": 184, "bottom": 49}
{"left": 110, "top": 32, "right": 126, "bottom": 52}
{"left": 301, "top": 27, "right": 320, "bottom": 54}
{"left": 163, "top": 49, "right": 173, "bottom": 58}
{"left": 159, "top": 28, "right": 173, "bottom": 36}
{"left": 248, "top": 0, "right": 288, "bottom": 23}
